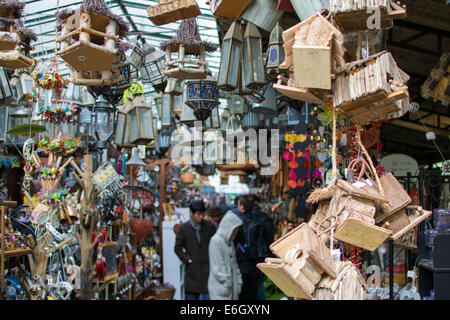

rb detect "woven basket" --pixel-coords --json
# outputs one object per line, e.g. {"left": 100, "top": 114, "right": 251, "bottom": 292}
{"left": 375, "top": 172, "right": 411, "bottom": 223}
{"left": 181, "top": 172, "right": 195, "bottom": 184}
{"left": 147, "top": 0, "right": 201, "bottom": 26}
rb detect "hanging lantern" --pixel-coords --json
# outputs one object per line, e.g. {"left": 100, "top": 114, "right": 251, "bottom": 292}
{"left": 166, "top": 78, "right": 184, "bottom": 96}
{"left": 154, "top": 93, "right": 163, "bottom": 119}
{"left": 126, "top": 147, "right": 147, "bottom": 167}
{"left": 129, "top": 38, "right": 145, "bottom": 70}
{"left": 266, "top": 22, "right": 285, "bottom": 81}
{"left": 217, "top": 21, "right": 243, "bottom": 91}
{"left": 278, "top": 101, "right": 302, "bottom": 128}
{"left": 228, "top": 94, "right": 246, "bottom": 116}
{"left": 7, "top": 105, "right": 29, "bottom": 145}
{"left": 157, "top": 127, "right": 173, "bottom": 155}
{"left": 241, "top": 22, "right": 265, "bottom": 91}
{"left": 185, "top": 75, "right": 221, "bottom": 121}
{"left": 220, "top": 108, "right": 230, "bottom": 132}
{"left": 180, "top": 99, "right": 197, "bottom": 127}
{"left": 204, "top": 106, "right": 221, "bottom": 129}
{"left": 252, "top": 83, "right": 278, "bottom": 116}
{"left": 242, "top": 108, "right": 259, "bottom": 130}
{"left": 125, "top": 95, "right": 156, "bottom": 145}
{"left": 113, "top": 106, "right": 130, "bottom": 147}
{"left": 90, "top": 95, "right": 115, "bottom": 149}
{"left": 247, "top": 83, "right": 269, "bottom": 104}
{"left": 0, "top": 105, "right": 8, "bottom": 142}
{"left": 140, "top": 38, "right": 167, "bottom": 92}
{"left": 172, "top": 93, "right": 184, "bottom": 115}
{"left": 161, "top": 92, "right": 173, "bottom": 128}
{"left": 0, "top": 67, "right": 14, "bottom": 105}
{"left": 10, "top": 71, "right": 33, "bottom": 101}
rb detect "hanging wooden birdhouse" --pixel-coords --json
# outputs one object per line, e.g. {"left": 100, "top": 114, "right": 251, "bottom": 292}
{"left": 0, "top": 1, "right": 24, "bottom": 51}
{"left": 290, "top": 0, "right": 329, "bottom": 21}
{"left": 56, "top": 0, "right": 130, "bottom": 72}
{"left": 71, "top": 51, "right": 127, "bottom": 86}
{"left": 330, "top": 0, "right": 407, "bottom": 33}
{"left": 161, "top": 18, "right": 217, "bottom": 80}
{"left": 273, "top": 12, "right": 345, "bottom": 105}
{"left": 0, "top": 1, "right": 36, "bottom": 69}
{"left": 209, "top": 0, "right": 253, "bottom": 19}
{"left": 421, "top": 52, "right": 450, "bottom": 107}
{"left": 333, "top": 51, "right": 411, "bottom": 124}
{"left": 147, "top": 0, "right": 201, "bottom": 26}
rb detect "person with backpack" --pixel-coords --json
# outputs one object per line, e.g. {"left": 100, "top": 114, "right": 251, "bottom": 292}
{"left": 231, "top": 194, "right": 271, "bottom": 300}
{"left": 174, "top": 200, "right": 216, "bottom": 300}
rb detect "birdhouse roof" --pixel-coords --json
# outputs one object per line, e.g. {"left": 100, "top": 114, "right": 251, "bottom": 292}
{"left": 161, "top": 18, "right": 218, "bottom": 55}
{"left": 0, "top": 0, "right": 26, "bottom": 19}
{"left": 79, "top": 0, "right": 130, "bottom": 39}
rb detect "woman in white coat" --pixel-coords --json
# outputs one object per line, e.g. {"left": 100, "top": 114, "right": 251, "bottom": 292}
{"left": 208, "top": 211, "right": 243, "bottom": 300}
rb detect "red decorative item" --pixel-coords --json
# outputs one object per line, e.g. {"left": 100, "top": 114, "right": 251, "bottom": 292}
{"left": 95, "top": 256, "right": 106, "bottom": 280}
{"left": 130, "top": 218, "right": 153, "bottom": 244}
{"left": 277, "top": 0, "right": 293, "bottom": 11}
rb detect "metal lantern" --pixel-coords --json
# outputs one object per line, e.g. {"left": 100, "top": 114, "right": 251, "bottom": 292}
{"left": 10, "top": 71, "right": 33, "bottom": 101}
{"left": 126, "top": 147, "right": 147, "bottom": 167}
{"left": 185, "top": 75, "right": 221, "bottom": 121}
{"left": 166, "top": 78, "right": 184, "bottom": 96}
{"left": 154, "top": 93, "right": 163, "bottom": 119}
{"left": 129, "top": 38, "right": 145, "bottom": 70}
{"left": 172, "top": 92, "right": 184, "bottom": 115}
{"left": 0, "top": 105, "right": 8, "bottom": 142}
{"left": 7, "top": 106, "right": 29, "bottom": 145}
{"left": 252, "top": 83, "right": 278, "bottom": 116}
{"left": 278, "top": 103, "right": 302, "bottom": 127}
{"left": 242, "top": 109, "right": 260, "bottom": 130}
{"left": 217, "top": 21, "right": 243, "bottom": 91}
{"left": 90, "top": 95, "right": 115, "bottom": 149}
{"left": 126, "top": 95, "right": 156, "bottom": 145}
{"left": 161, "top": 92, "right": 173, "bottom": 128}
{"left": 266, "top": 22, "right": 285, "bottom": 80}
{"left": 157, "top": 127, "right": 173, "bottom": 155}
{"left": 204, "top": 106, "right": 221, "bottom": 129}
{"left": 0, "top": 67, "right": 14, "bottom": 105}
{"left": 241, "top": 22, "right": 265, "bottom": 91}
{"left": 113, "top": 106, "right": 130, "bottom": 147}
{"left": 180, "top": 98, "right": 197, "bottom": 127}
{"left": 140, "top": 38, "right": 167, "bottom": 93}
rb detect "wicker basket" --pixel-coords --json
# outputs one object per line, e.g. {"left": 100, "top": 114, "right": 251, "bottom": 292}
{"left": 181, "top": 172, "right": 195, "bottom": 184}
{"left": 375, "top": 172, "right": 411, "bottom": 223}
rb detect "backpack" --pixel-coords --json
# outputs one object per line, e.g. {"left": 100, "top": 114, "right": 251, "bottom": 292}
{"left": 236, "top": 212, "right": 271, "bottom": 262}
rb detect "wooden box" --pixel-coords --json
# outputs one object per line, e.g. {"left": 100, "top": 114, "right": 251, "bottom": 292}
{"left": 333, "top": 51, "right": 411, "bottom": 124}
{"left": 330, "top": 0, "right": 407, "bottom": 33}
{"left": 210, "top": 0, "right": 253, "bottom": 19}
{"left": 293, "top": 46, "right": 331, "bottom": 90}
{"left": 57, "top": 11, "right": 119, "bottom": 72}
{"left": 147, "top": 0, "right": 201, "bottom": 26}
{"left": 71, "top": 52, "right": 125, "bottom": 86}
{"left": 270, "top": 223, "right": 336, "bottom": 278}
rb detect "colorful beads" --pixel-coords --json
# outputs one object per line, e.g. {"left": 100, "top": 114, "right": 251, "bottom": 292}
{"left": 38, "top": 102, "right": 77, "bottom": 124}
{"left": 38, "top": 186, "right": 70, "bottom": 206}
{"left": 38, "top": 136, "right": 81, "bottom": 155}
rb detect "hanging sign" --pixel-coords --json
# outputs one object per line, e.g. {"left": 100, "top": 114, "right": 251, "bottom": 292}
{"left": 380, "top": 153, "right": 419, "bottom": 177}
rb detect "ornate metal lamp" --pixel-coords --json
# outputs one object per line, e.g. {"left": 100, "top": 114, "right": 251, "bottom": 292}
{"left": 125, "top": 95, "right": 156, "bottom": 145}
{"left": 266, "top": 22, "right": 285, "bottom": 81}
{"left": 217, "top": 20, "right": 243, "bottom": 91}
{"left": 241, "top": 22, "right": 265, "bottom": 91}
{"left": 185, "top": 74, "right": 220, "bottom": 121}
{"left": 90, "top": 95, "right": 115, "bottom": 149}
{"left": 139, "top": 37, "right": 167, "bottom": 92}
{"left": 0, "top": 67, "right": 14, "bottom": 105}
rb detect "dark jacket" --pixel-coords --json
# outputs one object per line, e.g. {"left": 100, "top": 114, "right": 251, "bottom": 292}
{"left": 217, "top": 202, "right": 232, "bottom": 215}
{"left": 174, "top": 219, "right": 216, "bottom": 294}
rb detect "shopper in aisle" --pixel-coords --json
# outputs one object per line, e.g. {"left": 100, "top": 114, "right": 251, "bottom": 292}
{"left": 206, "top": 205, "right": 225, "bottom": 227}
{"left": 208, "top": 211, "right": 243, "bottom": 300}
{"left": 249, "top": 194, "right": 275, "bottom": 300}
{"left": 217, "top": 194, "right": 232, "bottom": 215}
{"left": 174, "top": 199, "right": 216, "bottom": 300}
{"left": 232, "top": 194, "right": 269, "bottom": 300}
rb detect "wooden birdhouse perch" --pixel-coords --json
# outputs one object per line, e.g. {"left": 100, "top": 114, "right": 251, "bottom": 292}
{"left": 147, "top": 0, "right": 201, "bottom": 26}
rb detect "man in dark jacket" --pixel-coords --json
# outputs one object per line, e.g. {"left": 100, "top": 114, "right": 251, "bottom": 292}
{"left": 217, "top": 194, "right": 232, "bottom": 215}
{"left": 231, "top": 194, "right": 267, "bottom": 300}
{"left": 174, "top": 200, "right": 216, "bottom": 300}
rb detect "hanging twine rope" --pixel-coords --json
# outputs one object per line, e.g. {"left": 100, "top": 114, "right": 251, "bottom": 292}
{"left": 329, "top": 105, "right": 338, "bottom": 251}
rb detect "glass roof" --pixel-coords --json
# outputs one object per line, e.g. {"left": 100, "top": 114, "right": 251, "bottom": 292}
{"left": 22, "top": 0, "right": 222, "bottom": 101}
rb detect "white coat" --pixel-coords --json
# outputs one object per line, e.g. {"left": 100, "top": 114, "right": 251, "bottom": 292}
{"left": 208, "top": 212, "right": 243, "bottom": 300}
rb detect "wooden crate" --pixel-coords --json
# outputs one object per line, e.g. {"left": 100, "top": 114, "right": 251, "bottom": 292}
{"left": 147, "top": 0, "right": 201, "bottom": 26}
{"left": 209, "top": 0, "right": 252, "bottom": 19}
{"left": 331, "top": 0, "right": 407, "bottom": 33}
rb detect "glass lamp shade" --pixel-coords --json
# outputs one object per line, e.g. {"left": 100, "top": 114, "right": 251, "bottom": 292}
{"left": 217, "top": 21, "right": 243, "bottom": 91}
{"left": 180, "top": 99, "right": 197, "bottom": 127}
{"left": 252, "top": 84, "right": 278, "bottom": 116}
{"left": 241, "top": 22, "right": 265, "bottom": 91}
{"left": 154, "top": 94, "right": 163, "bottom": 119}
{"left": 220, "top": 109, "right": 230, "bottom": 131}
{"left": 140, "top": 47, "right": 167, "bottom": 93}
{"left": 90, "top": 96, "right": 115, "bottom": 148}
{"left": 172, "top": 93, "right": 183, "bottom": 115}
{"left": 0, "top": 106, "right": 8, "bottom": 142}
{"left": 63, "top": 82, "right": 83, "bottom": 106}
{"left": 204, "top": 106, "right": 220, "bottom": 129}
{"left": 0, "top": 67, "right": 14, "bottom": 105}
{"left": 114, "top": 107, "right": 130, "bottom": 147}
{"left": 127, "top": 95, "right": 156, "bottom": 145}
{"left": 161, "top": 92, "right": 173, "bottom": 128}
{"left": 185, "top": 77, "right": 221, "bottom": 121}
{"left": 10, "top": 72, "right": 33, "bottom": 101}
{"left": 228, "top": 95, "right": 245, "bottom": 115}
{"left": 157, "top": 127, "right": 172, "bottom": 154}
